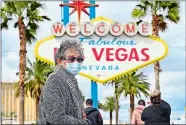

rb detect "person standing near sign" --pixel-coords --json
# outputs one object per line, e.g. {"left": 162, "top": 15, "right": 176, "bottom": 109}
{"left": 141, "top": 90, "right": 171, "bottom": 125}
{"left": 131, "top": 100, "right": 146, "bottom": 125}
{"left": 37, "top": 40, "right": 91, "bottom": 124}
{"left": 85, "top": 99, "right": 103, "bottom": 125}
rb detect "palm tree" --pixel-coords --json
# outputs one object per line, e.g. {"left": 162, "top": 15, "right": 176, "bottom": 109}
{"left": 14, "top": 58, "right": 53, "bottom": 120}
{"left": 98, "top": 102, "right": 104, "bottom": 109}
{"left": 104, "top": 80, "right": 120, "bottom": 125}
{"left": 1, "top": 2, "right": 50, "bottom": 123}
{"left": 114, "top": 82, "right": 120, "bottom": 125}
{"left": 131, "top": 1, "right": 180, "bottom": 91}
{"left": 118, "top": 71, "right": 150, "bottom": 122}
{"left": 101, "top": 96, "right": 115, "bottom": 125}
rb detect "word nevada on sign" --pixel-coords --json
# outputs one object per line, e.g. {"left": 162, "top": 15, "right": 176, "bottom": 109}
{"left": 34, "top": 18, "right": 168, "bottom": 83}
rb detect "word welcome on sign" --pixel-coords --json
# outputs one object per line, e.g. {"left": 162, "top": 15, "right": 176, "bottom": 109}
{"left": 51, "top": 21, "right": 152, "bottom": 37}
{"left": 35, "top": 17, "right": 168, "bottom": 83}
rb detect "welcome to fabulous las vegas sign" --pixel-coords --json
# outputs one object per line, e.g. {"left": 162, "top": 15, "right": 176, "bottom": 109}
{"left": 34, "top": 17, "right": 168, "bottom": 83}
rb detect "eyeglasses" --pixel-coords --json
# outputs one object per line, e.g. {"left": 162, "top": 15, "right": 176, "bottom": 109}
{"left": 66, "top": 56, "right": 84, "bottom": 63}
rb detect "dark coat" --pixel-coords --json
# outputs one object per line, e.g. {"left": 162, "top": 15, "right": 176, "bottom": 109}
{"left": 85, "top": 107, "right": 103, "bottom": 125}
{"left": 141, "top": 100, "right": 171, "bottom": 125}
{"left": 37, "top": 66, "right": 90, "bottom": 124}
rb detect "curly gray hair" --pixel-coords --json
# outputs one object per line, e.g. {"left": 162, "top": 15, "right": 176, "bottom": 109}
{"left": 55, "top": 39, "right": 84, "bottom": 65}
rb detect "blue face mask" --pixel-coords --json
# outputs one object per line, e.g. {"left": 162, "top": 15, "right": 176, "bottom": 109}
{"left": 65, "top": 62, "right": 82, "bottom": 76}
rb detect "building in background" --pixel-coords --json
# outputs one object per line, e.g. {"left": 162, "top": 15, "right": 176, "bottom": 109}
{"left": 1, "top": 82, "right": 36, "bottom": 124}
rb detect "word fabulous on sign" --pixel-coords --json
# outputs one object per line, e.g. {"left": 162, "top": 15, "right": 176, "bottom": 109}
{"left": 51, "top": 21, "right": 152, "bottom": 37}
{"left": 35, "top": 19, "right": 167, "bottom": 83}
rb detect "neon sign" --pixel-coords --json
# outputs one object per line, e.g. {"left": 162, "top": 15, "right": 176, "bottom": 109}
{"left": 35, "top": 17, "right": 168, "bottom": 83}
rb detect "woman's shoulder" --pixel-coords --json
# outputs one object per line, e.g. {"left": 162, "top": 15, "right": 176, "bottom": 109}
{"left": 44, "top": 71, "right": 67, "bottom": 90}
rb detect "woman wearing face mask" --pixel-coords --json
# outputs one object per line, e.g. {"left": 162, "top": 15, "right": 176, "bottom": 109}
{"left": 37, "top": 40, "right": 91, "bottom": 125}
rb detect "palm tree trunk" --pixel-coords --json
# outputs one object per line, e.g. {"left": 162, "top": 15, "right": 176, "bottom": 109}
{"left": 110, "top": 110, "right": 112, "bottom": 125}
{"left": 18, "top": 17, "right": 27, "bottom": 124}
{"left": 114, "top": 84, "right": 119, "bottom": 125}
{"left": 130, "top": 94, "right": 134, "bottom": 122}
{"left": 36, "top": 96, "right": 40, "bottom": 120}
{"left": 152, "top": 14, "right": 159, "bottom": 37}
{"left": 115, "top": 94, "right": 119, "bottom": 125}
{"left": 152, "top": 14, "right": 161, "bottom": 91}
{"left": 154, "top": 62, "right": 160, "bottom": 90}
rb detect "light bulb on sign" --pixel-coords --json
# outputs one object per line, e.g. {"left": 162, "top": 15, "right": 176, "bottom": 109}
{"left": 81, "top": 22, "right": 95, "bottom": 36}
{"left": 138, "top": 22, "right": 152, "bottom": 36}
{"left": 95, "top": 22, "right": 109, "bottom": 37}
{"left": 66, "top": 22, "right": 80, "bottom": 36}
{"left": 123, "top": 22, "right": 138, "bottom": 36}
{"left": 51, "top": 22, "right": 66, "bottom": 37}
{"left": 110, "top": 22, "right": 123, "bottom": 36}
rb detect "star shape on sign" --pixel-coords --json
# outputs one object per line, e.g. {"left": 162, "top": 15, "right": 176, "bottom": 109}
{"left": 60, "top": 1, "right": 99, "bottom": 24}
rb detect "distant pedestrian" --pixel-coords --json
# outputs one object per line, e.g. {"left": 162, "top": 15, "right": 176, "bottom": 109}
{"left": 131, "top": 99, "right": 146, "bottom": 125}
{"left": 85, "top": 99, "right": 103, "bottom": 125}
{"left": 141, "top": 90, "right": 171, "bottom": 125}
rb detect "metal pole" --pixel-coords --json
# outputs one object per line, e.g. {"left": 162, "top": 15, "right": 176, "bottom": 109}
{"left": 63, "top": 0, "right": 69, "bottom": 25}
{"left": 90, "top": 0, "right": 98, "bottom": 109}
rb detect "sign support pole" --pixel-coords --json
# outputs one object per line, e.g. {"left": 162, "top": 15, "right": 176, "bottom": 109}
{"left": 63, "top": 0, "right": 69, "bottom": 25}
{"left": 90, "top": 0, "right": 98, "bottom": 109}
{"left": 91, "top": 81, "right": 98, "bottom": 108}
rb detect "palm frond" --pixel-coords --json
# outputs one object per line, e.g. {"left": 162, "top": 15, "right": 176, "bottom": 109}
{"left": 168, "top": 1, "right": 179, "bottom": 9}
{"left": 136, "top": 20, "right": 143, "bottom": 25}
{"left": 14, "top": 82, "right": 29, "bottom": 98}
{"left": 1, "top": 1, "right": 50, "bottom": 43}
{"left": 166, "top": 7, "right": 180, "bottom": 23}
{"left": 14, "top": 21, "right": 18, "bottom": 28}
{"left": 98, "top": 102, "right": 104, "bottom": 110}
{"left": 0, "top": 11, "right": 12, "bottom": 29}
{"left": 141, "top": 0, "right": 153, "bottom": 8}
{"left": 27, "top": 57, "right": 33, "bottom": 67}
{"left": 159, "top": 1, "right": 169, "bottom": 10}
{"left": 30, "top": 1, "right": 45, "bottom": 11}
{"left": 118, "top": 71, "right": 150, "bottom": 100}
{"left": 41, "top": 16, "right": 51, "bottom": 21}
{"left": 136, "top": 91, "right": 141, "bottom": 98}
{"left": 14, "top": 82, "right": 20, "bottom": 98}
{"left": 2, "top": 2, "right": 17, "bottom": 15}
{"left": 25, "top": 28, "right": 37, "bottom": 44}
{"left": 131, "top": 8, "right": 147, "bottom": 19}
{"left": 159, "top": 21, "right": 167, "bottom": 32}
{"left": 14, "top": 58, "right": 53, "bottom": 99}
{"left": 136, "top": 4, "right": 147, "bottom": 12}
{"left": 27, "top": 22, "right": 39, "bottom": 30}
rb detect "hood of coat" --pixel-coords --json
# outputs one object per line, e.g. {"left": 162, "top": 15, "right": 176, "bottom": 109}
{"left": 153, "top": 100, "right": 171, "bottom": 116}
{"left": 85, "top": 107, "right": 98, "bottom": 114}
